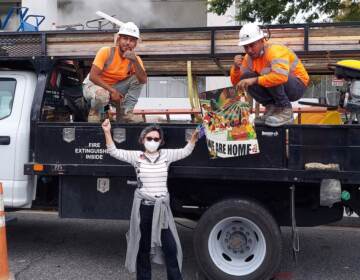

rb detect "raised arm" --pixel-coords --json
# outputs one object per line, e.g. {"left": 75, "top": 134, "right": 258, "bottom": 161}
{"left": 102, "top": 119, "right": 138, "bottom": 165}
{"left": 166, "top": 130, "right": 199, "bottom": 163}
{"left": 90, "top": 48, "right": 123, "bottom": 103}
{"left": 123, "top": 52, "right": 147, "bottom": 84}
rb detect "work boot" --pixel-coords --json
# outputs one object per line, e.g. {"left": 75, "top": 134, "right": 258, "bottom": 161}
{"left": 255, "top": 104, "right": 277, "bottom": 124}
{"left": 122, "top": 111, "right": 144, "bottom": 123}
{"left": 265, "top": 107, "right": 294, "bottom": 127}
{"left": 87, "top": 108, "right": 101, "bottom": 123}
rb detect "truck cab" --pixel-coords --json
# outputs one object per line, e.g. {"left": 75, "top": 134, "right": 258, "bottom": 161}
{"left": 0, "top": 71, "right": 37, "bottom": 207}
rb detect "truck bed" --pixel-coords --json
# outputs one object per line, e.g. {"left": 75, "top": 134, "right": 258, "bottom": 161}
{"left": 25, "top": 122, "right": 360, "bottom": 184}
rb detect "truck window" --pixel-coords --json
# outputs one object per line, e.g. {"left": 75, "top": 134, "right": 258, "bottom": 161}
{"left": 0, "top": 78, "right": 16, "bottom": 120}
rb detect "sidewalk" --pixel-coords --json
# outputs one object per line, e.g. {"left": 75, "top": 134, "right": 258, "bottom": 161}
{"left": 329, "top": 213, "right": 360, "bottom": 228}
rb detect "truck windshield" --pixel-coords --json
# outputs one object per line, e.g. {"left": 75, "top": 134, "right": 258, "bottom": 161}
{"left": 0, "top": 78, "right": 16, "bottom": 120}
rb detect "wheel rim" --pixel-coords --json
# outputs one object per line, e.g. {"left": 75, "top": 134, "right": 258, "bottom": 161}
{"left": 208, "top": 216, "right": 266, "bottom": 276}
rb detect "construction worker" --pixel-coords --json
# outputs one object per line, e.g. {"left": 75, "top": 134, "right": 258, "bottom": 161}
{"left": 230, "top": 23, "right": 309, "bottom": 126}
{"left": 83, "top": 22, "right": 147, "bottom": 122}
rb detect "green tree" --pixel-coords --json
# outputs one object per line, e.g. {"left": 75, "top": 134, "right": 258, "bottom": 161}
{"left": 335, "top": 0, "right": 360, "bottom": 21}
{"left": 208, "top": 0, "right": 359, "bottom": 24}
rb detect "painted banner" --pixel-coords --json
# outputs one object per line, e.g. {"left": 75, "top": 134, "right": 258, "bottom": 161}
{"left": 198, "top": 86, "right": 260, "bottom": 159}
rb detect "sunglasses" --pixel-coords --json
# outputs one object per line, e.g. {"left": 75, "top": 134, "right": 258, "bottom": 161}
{"left": 145, "top": 136, "right": 161, "bottom": 142}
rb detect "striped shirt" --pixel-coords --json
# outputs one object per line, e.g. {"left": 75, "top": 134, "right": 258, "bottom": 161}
{"left": 107, "top": 142, "right": 195, "bottom": 198}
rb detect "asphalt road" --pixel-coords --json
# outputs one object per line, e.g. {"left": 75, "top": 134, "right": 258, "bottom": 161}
{"left": 5, "top": 211, "right": 360, "bottom": 280}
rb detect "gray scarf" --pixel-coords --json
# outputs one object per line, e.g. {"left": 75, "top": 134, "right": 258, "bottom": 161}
{"left": 125, "top": 188, "right": 183, "bottom": 273}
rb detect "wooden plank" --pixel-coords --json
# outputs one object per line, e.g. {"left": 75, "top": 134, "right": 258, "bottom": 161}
{"left": 215, "top": 29, "right": 305, "bottom": 38}
{"left": 44, "top": 26, "right": 360, "bottom": 61}
{"left": 310, "top": 26, "right": 360, "bottom": 36}
{"left": 47, "top": 34, "right": 114, "bottom": 43}
{"left": 309, "top": 45, "right": 360, "bottom": 51}
{"left": 2, "top": 24, "right": 357, "bottom": 75}
{"left": 142, "top": 53, "right": 360, "bottom": 75}
{"left": 309, "top": 36, "right": 360, "bottom": 41}
{"left": 141, "top": 31, "right": 211, "bottom": 41}
{"left": 215, "top": 44, "right": 305, "bottom": 54}
{"left": 216, "top": 37, "right": 305, "bottom": 45}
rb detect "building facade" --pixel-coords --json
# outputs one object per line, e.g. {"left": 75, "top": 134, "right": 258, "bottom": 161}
{"left": 0, "top": 0, "right": 235, "bottom": 97}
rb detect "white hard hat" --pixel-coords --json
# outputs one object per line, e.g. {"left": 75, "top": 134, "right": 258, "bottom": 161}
{"left": 118, "top": 22, "right": 140, "bottom": 39}
{"left": 238, "top": 23, "right": 264, "bottom": 46}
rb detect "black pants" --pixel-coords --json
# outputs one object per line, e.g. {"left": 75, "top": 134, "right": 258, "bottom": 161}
{"left": 136, "top": 204, "right": 182, "bottom": 280}
{"left": 241, "top": 71, "right": 306, "bottom": 107}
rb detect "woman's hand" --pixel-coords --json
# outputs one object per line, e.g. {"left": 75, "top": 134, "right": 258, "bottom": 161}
{"left": 102, "top": 118, "right": 112, "bottom": 134}
{"left": 102, "top": 118, "right": 115, "bottom": 146}
{"left": 190, "top": 129, "right": 199, "bottom": 144}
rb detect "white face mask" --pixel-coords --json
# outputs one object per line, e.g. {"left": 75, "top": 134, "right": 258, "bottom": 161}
{"left": 144, "top": 140, "right": 160, "bottom": 153}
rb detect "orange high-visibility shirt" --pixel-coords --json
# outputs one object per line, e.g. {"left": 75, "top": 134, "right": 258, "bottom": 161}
{"left": 230, "top": 43, "right": 309, "bottom": 88}
{"left": 93, "top": 46, "right": 145, "bottom": 85}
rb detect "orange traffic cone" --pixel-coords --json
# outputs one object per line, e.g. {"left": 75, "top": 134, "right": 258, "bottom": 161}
{"left": 0, "top": 183, "right": 12, "bottom": 280}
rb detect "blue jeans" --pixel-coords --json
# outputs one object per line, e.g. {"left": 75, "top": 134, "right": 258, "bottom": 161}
{"left": 241, "top": 71, "right": 306, "bottom": 108}
{"left": 137, "top": 204, "right": 182, "bottom": 280}
{"left": 113, "top": 75, "right": 144, "bottom": 113}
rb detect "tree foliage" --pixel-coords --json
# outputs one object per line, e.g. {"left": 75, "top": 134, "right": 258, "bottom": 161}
{"left": 335, "top": 0, "right": 360, "bottom": 21}
{"left": 208, "top": 0, "right": 360, "bottom": 24}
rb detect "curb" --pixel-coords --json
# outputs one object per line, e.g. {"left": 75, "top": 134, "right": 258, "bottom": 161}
{"left": 328, "top": 216, "right": 360, "bottom": 228}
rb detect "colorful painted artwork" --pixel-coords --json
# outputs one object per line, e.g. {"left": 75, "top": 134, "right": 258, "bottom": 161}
{"left": 199, "top": 86, "right": 260, "bottom": 158}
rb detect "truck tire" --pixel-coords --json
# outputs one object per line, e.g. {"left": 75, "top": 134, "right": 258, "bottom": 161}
{"left": 193, "top": 198, "right": 282, "bottom": 280}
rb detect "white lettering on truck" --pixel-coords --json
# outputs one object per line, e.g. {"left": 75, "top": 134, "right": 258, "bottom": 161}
{"left": 74, "top": 142, "right": 108, "bottom": 160}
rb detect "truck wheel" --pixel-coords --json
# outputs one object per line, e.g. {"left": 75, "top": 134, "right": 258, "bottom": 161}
{"left": 194, "top": 199, "right": 282, "bottom": 280}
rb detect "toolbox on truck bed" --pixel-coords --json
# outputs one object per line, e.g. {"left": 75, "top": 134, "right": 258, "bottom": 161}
{"left": 25, "top": 123, "right": 360, "bottom": 184}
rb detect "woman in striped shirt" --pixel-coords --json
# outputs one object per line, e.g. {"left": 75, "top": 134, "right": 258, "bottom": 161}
{"left": 102, "top": 119, "right": 199, "bottom": 280}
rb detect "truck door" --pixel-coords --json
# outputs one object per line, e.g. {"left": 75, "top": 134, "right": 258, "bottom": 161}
{"left": 0, "top": 73, "right": 32, "bottom": 207}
